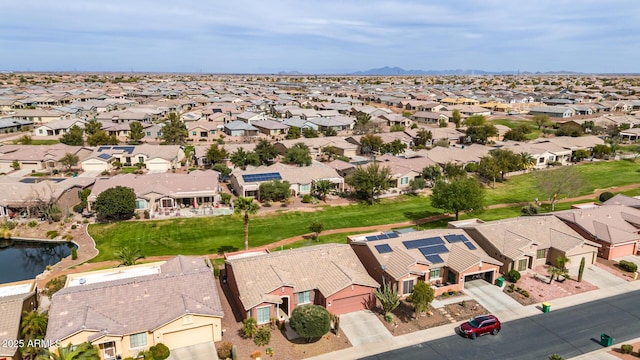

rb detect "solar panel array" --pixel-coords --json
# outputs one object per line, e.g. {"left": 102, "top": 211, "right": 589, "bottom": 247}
{"left": 374, "top": 244, "right": 393, "bottom": 254}
{"left": 97, "top": 153, "right": 112, "bottom": 160}
{"left": 403, "top": 236, "right": 444, "bottom": 249}
{"left": 242, "top": 172, "right": 283, "bottom": 182}
{"left": 444, "top": 234, "right": 464, "bottom": 243}
{"left": 418, "top": 244, "right": 449, "bottom": 256}
{"left": 365, "top": 232, "right": 400, "bottom": 241}
{"left": 424, "top": 254, "right": 444, "bottom": 264}
{"left": 463, "top": 241, "right": 477, "bottom": 250}
{"left": 96, "top": 145, "right": 135, "bottom": 154}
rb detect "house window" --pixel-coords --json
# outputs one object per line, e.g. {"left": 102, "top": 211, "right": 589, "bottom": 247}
{"left": 135, "top": 200, "right": 146, "bottom": 210}
{"left": 517, "top": 259, "right": 528, "bottom": 271}
{"left": 297, "top": 291, "right": 311, "bottom": 304}
{"left": 400, "top": 177, "right": 408, "bottom": 185}
{"left": 538, "top": 157, "right": 544, "bottom": 164}
{"left": 138, "top": 156, "right": 144, "bottom": 164}
{"left": 300, "top": 184, "right": 310, "bottom": 192}
{"left": 192, "top": 131, "right": 197, "bottom": 136}
{"left": 146, "top": 131, "right": 151, "bottom": 136}
{"left": 536, "top": 249, "right": 546, "bottom": 259}
{"left": 402, "top": 279, "right": 414, "bottom": 295}
{"left": 429, "top": 268, "right": 441, "bottom": 280}
{"left": 256, "top": 306, "right": 270, "bottom": 325}
{"left": 129, "top": 332, "right": 147, "bottom": 348}
{"left": 38, "top": 129, "right": 44, "bottom": 134}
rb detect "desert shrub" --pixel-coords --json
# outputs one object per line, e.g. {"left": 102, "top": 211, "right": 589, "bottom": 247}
{"left": 618, "top": 260, "right": 638, "bottom": 273}
{"left": 548, "top": 355, "right": 564, "bottom": 360}
{"left": 71, "top": 224, "right": 77, "bottom": 229}
{"left": 149, "top": 343, "right": 170, "bottom": 360}
{"left": 521, "top": 203, "right": 539, "bottom": 216}
{"left": 213, "top": 265, "right": 220, "bottom": 278}
{"left": 2, "top": 221, "right": 17, "bottom": 230}
{"left": 216, "top": 341, "right": 233, "bottom": 359}
{"left": 28, "top": 220, "right": 38, "bottom": 228}
{"left": 507, "top": 283, "right": 515, "bottom": 293}
{"left": 242, "top": 317, "right": 258, "bottom": 338}
{"left": 599, "top": 191, "right": 615, "bottom": 202}
{"left": 507, "top": 269, "right": 521, "bottom": 283}
{"left": 46, "top": 230, "right": 60, "bottom": 239}
{"left": 220, "top": 193, "right": 232, "bottom": 205}
{"left": 301, "top": 194, "right": 311, "bottom": 203}
{"left": 42, "top": 275, "right": 67, "bottom": 296}
{"left": 71, "top": 247, "right": 78, "bottom": 260}
{"left": 144, "top": 210, "right": 150, "bottom": 219}
{"left": 384, "top": 313, "right": 394, "bottom": 323}
{"left": 254, "top": 326, "right": 271, "bottom": 346}
{"left": 73, "top": 203, "right": 84, "bottom": 213}
{"left": 62, "top": 234, "right": 73, "bottom": 240}
{"left": 621, "top": 344, "right": 633, "bottom": 354}
{"left": 289, "top": 304, "right": 331, "bottom": 342}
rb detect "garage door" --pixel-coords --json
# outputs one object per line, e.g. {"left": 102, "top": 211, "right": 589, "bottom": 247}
{"left": 82, "top": 161, "right": 108, "bottom": 172}
{"left": 162, "top": 325, "right": 214, "bottom": 350}
{"left": 464, "top": 271, "right": 494, "bottom": 284}
{"left": 330, "top": 294, "right": 370, "bottom": 315}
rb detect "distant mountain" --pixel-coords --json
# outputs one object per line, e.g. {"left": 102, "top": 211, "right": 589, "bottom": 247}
{"left": 349, "top": 66, "right": 584, "bottom": 76}
{"left": 277, "top": 70, "right": 304, "bottom": 75}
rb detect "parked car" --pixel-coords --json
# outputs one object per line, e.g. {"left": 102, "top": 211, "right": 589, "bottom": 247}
{"left": 458, "top": 314, "right": 501, "bottom": 339}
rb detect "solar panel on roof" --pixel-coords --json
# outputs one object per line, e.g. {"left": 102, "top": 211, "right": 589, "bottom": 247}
{"left": 424, "top": 236, "right": 444, "bottom": 246}
{"left": 97, "top": 146, "right": 110, "bottom": 152}
{"left": 444, "top": 234, "right": 464, "bottom": 243}
{"left": 458, "top": 235, "right": 470, "bottom": 242}
{"left": 366, "top": 235, "right": 378, "bottom": 241}
{"left": 242, "top": 172, "right": 282, "bottom": 182}
{"left": 97, "top": 153, "right": 112, "bottom": 160}
{"left": 387, "top": 232, "right": 399, "bottom": 238}
{"left": 463, "top": 241, "right": 477, "bottom": 250}
{"left": 403, "top": 239, "right": 427, "bottom": 249}
{"left": 419, "top": 244, "right": 449, "bottom": 256}
{"left": 377, "top": 233, "right": 389, "bottom": 240}
{"left": 424, "top": 254, "right": 444, "bottom": 264}
{"left": 374, "top": 244, "right": 393, "bottom": 254}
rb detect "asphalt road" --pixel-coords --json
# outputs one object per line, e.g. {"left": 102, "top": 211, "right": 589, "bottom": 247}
{"left": 363, "top": 290, "right": 640, "bottom": 360}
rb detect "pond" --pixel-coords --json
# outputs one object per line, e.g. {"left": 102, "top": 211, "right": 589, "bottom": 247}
{"left": 0, "top": 239, "right": 75, "bottom": 284}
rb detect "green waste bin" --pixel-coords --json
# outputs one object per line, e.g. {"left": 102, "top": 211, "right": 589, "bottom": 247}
{"left": 542, "top": 302, "right": 551, "bottom": 313}
{"left": 600, "top": 333, "right": 613, "bottom": 347}
{"left": 496, "top": 277, "right": 505, "bottom": 287}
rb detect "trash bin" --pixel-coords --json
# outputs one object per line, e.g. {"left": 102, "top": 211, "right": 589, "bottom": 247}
{"left": 542, "top": 302, "right": 551, "bottom": 313}
{"left": 496, "top": 277, "right": 505, "bottom": 287}
{"left": 600, "top": 333, "right": 613, "bottom": 347}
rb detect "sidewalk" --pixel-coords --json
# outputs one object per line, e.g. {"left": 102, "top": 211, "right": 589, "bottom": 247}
{"left": 306, "top": 275, "right": 640, "bottom": 360}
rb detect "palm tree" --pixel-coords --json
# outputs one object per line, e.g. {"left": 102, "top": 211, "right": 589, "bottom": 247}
{"left": 114, "top": 247, "right": 145, "bottom": 267}
{"left": 234, "top": 197, "right": 259, "bottom": 251}
{"left": 37, "top": 342, "right": 100, "bottom": 360}
{"left": 519, "top": 152, "right": 535, "bottom": 171}
{"left": 21, "top": 311, "right": 48, "bottom": 360}
{"left": 313, "top": 179, "right": 333, "bottom": 202}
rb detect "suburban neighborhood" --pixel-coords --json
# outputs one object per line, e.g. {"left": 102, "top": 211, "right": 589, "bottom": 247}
{"left": 0, "top": 72, "right": 640, "bottom": 360}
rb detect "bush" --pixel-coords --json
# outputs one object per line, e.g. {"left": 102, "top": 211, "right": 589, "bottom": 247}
{"left": 621, "top": 344, "right": 634, "bottom": 354}
{"left": 220, "top": 193, "right": 232, "bottom": 205}
{"left": 599, "top": 191, "right": 615, "bottom": 202}
{"left": 46, "top": 230, "right": 60, "bottom": 239}
{"left": 289, "top": 304, "right": 331, "bottom": 342}
{"left": 213, "top": 265, "right": 220, "bottom": 278}
{"left": 71, "top": 247, "right": 78, "bottom": 260}
{"left": 217, "top": 341, "right": 233, "bottom": 359}
{"left": 242, "top": 317, "right": 258, "bottom": 338}
{"left": 73, "top": 203, "right": 84, "bottom": 213}
{"left": 28, "top": 220, "right": 38, "bottom": 228}
{"left": 507, "top": 283, "right": 515, "bottom": 293}
{"left": 548, "top": 355, "right": 564, "bottom": 360}
{"left": 254, "top": 326, "right": 271, "bottom": 346}
{"left": 42, "top": 275, "right": 67, "bottom": 296}
{"left": 521, "top": 203, "right": 539, "bottom": 216}
{"left": 71, "top": 224, "right": 77, "bottom": 229}
{"left": 144, "top": 210, "right": 150, "bottom": 219}
{"left": 507, "top": 269, "right": 521, "bottom": 283}
{"left": 384, "top": 313, "right": 394, "bottom": 323}
{"left": 149, "top": 343, "right": 170, "bottom": 360}
{"left": 301, "top": 194, "right": 311, "bottom": 203}
{"left": 618, "top": 260, "right": 638, "bottom": 273}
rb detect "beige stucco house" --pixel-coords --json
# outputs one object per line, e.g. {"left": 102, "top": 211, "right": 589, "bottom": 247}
{"left": 45, "top": 256, "right": 224, "bottom": 360}
{"left": 0, "top": 280, "right": 38, "bottom": 360}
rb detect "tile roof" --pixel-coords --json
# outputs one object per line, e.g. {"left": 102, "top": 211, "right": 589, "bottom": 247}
{"left": 225, "top": 244, "right": 379, "bottom": 310}
{"left": 46, "top": 256, "right": 223, "bottom": 342}
{"left": 554, "top": 205, "right": 640, "bottom": 244}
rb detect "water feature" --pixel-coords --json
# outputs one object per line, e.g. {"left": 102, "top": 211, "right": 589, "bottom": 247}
{"left": 0, "top": 239, "right": 75, "bottom": 284}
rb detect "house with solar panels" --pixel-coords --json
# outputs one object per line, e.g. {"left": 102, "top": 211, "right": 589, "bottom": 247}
{"left": 348, "top": 229, "right": 502, "bottom": 297}
{"left": 230, "top": 162, "right": 344, "bottom": 198}
{"left": 81, "top": 144, "right": 185, "bottom": 173}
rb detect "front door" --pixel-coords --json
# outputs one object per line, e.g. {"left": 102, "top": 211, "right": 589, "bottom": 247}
{"left": 99, "top": 342, "right": 116, "bottom": 360}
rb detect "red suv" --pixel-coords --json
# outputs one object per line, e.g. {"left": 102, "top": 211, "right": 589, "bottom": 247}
{"left": 458, "top": 314, "right": 501, "bottom": 339}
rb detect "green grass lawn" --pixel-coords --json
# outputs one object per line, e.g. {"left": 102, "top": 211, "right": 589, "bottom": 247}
{"left": 88, "top": 160, "right": 640, "bottom": 261}
{"left": 489, "top": 118, "right": 542, "bottom": 140}
{"left": 25, "top": 139, "right": 60, "bottom": 145}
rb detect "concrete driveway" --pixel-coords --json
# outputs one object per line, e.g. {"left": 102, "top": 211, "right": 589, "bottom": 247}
{"left": 582, "top": 265, "right": 627, "bottom": 288}
{"left": 463, "top": 280, "right": 522, "bottom": 316}
{"left": 340, "top": 310, "right": 392, "bottom": 346}
{"left": 168, "top": 342, "right": 218, "bottom": 360}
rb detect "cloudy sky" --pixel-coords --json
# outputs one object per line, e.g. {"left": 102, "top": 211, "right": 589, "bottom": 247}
{"left": 1, "top": 0, "right": 638, "bottom": 74}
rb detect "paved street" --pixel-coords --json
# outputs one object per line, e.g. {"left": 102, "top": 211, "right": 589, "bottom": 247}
{"left": 361, "top": 290, "right": 640, "bottom": 360}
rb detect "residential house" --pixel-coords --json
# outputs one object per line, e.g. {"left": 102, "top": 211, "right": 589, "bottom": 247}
{"left": 0, "top": 280, "right": 38, "bottom": 360}
{"left": 348, "top": 229, "right": 502, "bottom": 297}
{"left": 251, "top": 119, "right": 289, "bottom": 136}
{"left": 0, "top": 117, "right": 33, "bottom": 134}
{"left": 305, "top": 116, "right": 355, "bottom": 132}
{"left": 373, "top": 154, "right": 436, "bottom": 190}
{"left": 274, "top": 137, "right": 358, "bottom": 159}
{"left": 11, "top": 109, "right": 70, "bottom": 124}
{"left": 230, "top": 162, "right": 344, "bottom": 198}
{"left": 554, "top": 205, "right": 640, "bottom": 260}
{"left": 87, "top": 170, "right": 220, "bottom": 216}
{"left": 451, "top": 216, "right": 600, "bottom": 275}
{"left": 411, "top": 111, "right": 449, "bottom": 125}
{"left": 528, "top": 106, "right": 575, "bottom": 118}
{"left": 45, "top": 256, "right": 224, "bottom": 360}
{"left": 498, "top": 140, "right": 572, "bottom": 168}
{"left": 603, "top": 194, "right": 640, "bottom": 209}
{"left": 96, "top": 110, "right": 153, "bottom": 124}
{"left": 80, "top": 144, "right": 185, "bottom": 173}
{"left": 33, "top": 118, "right": 86, "bottom": 137}
{"left": 187, "top": 121, "right": 219, "bottom": 142}
{"left": 0, "top": 144, "right": 92, "bottom": 174}
{"left": 424, "top": 143, "right": 492, "bottom": 167}
{"left": 224, "top": 244, "right": 379, "bottom": 323}
{"left": 223, "top": 121, "right": 259, "bottom": 137}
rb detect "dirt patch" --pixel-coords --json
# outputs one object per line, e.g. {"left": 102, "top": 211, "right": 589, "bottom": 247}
{"left": 503, "top": 269, "right": 598, "bottom": 306}
{"left": 375, "top": 300, "right": 450, "bottom": 336}
{"left": 217, "top": 279, "right": 351, "bottom": 360}
{"left": 595, "top": 258, "right": 639, "bottom": 282}
{"left": 444, "top": 300, "right": 488, "bottom": 322}
{"left": 609, "top": 341, "right": 640, "bottom": 359}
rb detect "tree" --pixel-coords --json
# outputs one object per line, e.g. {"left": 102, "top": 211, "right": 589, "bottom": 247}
{"left": 286, "top": 126, "right": 301, "bottom": 139}
{"left": 548, "top": 355, "right": 564, "bottom": 360}
{"left": 592, "top": 144, "right": 612, "bottom": 159}
{"left": 548, "top": 255, "right": 570, "bottom": 284}
{"left": 360, "top": 134, "right": 383, "bottom": 154}
{"left": 487, "top": 149, "right": 522, "bottom": 181}
{"left": 503, "top": 126, "right": 529, "bottom": 141}
{"left": 11, "top": 160, "right": 20, "bottom": 170}
{"left": 60, "top": 153, "right": 79, "bottom": 171}
{"left": 93, "top": 186, "right": 136, "bottom": 221}
{"left": 408, "top": 282, "right": 434, "bottom": 314}
{"left": 17, "top": 134, "right": 33, "bottom": 144}
{"left": 464, "top": 115, "right": 487, "bottom": 127}
{"left": 323, "top": 127, "right": 337, "bottom": 137}
{"left": 414, "top": 128, "right": 433, "bottom": 147}
{"left": 309, "top": 221, "right": 324, "bottom": 240}
{"left": 160, "top": 112, "right": 188, "bottom": 145}
{"left": 21, "top": 310, "right": 48, "bottom": 360}
{"left": 532, "top": 114, "right": 550, "bottom": 129}
{"left": 353, "top": 111, "right": 373, "bottom": 135}
{"left": 212, "top": 163, "right": 232, "bottom": 177}
{"left": 36, "top": 342, "right": 99, "bottom": 360}
{"left": 442, "top": 162, "right": 466, "bottom": 180}
{"left": 313, "top": 179, "right": 333, "bottom": 201}
{"left": 289, "top": 304, "right": 331, "bottom": 342}
{"left": 465, "top": 124, "right": 498, "bottom": 144}
{"left": 573, "top": 149, "right": 590, "bottom": 162}
{"left": 478, "top": 156, "right": 501, "bottom": 188}
{"left": 254, "top": 139, "right": 279, "bottom": 165}
{"left": 148, "top": 343, "right": 170, "bottom": 360}
{"left": 452, "top": 109, "right": 462, "bottom": 128}
{"left": 87, "top": 130, "right": 117, "bottom": 146}
{"left": 380, "top": 139, "right": 407, "bottom": 155}
{"left": 422, "top": 165, "right": 442, "bottom": 183}
{"left": 114, "top": 247, "right": 145, "bottom": 267}
{"left": 302, "top": 127, "right": 319, "bottom": 138}
{"left": 409, "top": 178, "right": 427, "bottom": 191}
{"left": 230, "top": 147, "right": 260, "bottom": 170}
{"left": 126, "top": 121, "right": 144, "bottom": 144}
{"left": 374, "top": 281, "right": 400, "bottom": 316}
{"left": 519, "top": 152, "right": 535, "bottom": 170}
{"left": 556, "top": 122, "right": 583, "bottom": 137}
{"left": 206, "top": 143, "right": 229, "bottom": 165}
{"left": 283, "top": 143, "right": 312, "bottom": 166}
{"left": 431, "top": 177, "right": 485, "bottom": 220}
{"left": 234, "top": 197, "right": 259, "bottom": 251}
{"left": 259, "top": 180, "right": 291, "bottom": 202}
{"left": 83, "top": 119, "right": 102, "bottom": 136}
{"left": 346, "top": 163, "right": 392, "bottom": 205}
{"left": 533, "top": 166, "right": 584, "bottom": 210}
{"left": 60, "top": 125, "right": 84, "bottom": 146}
